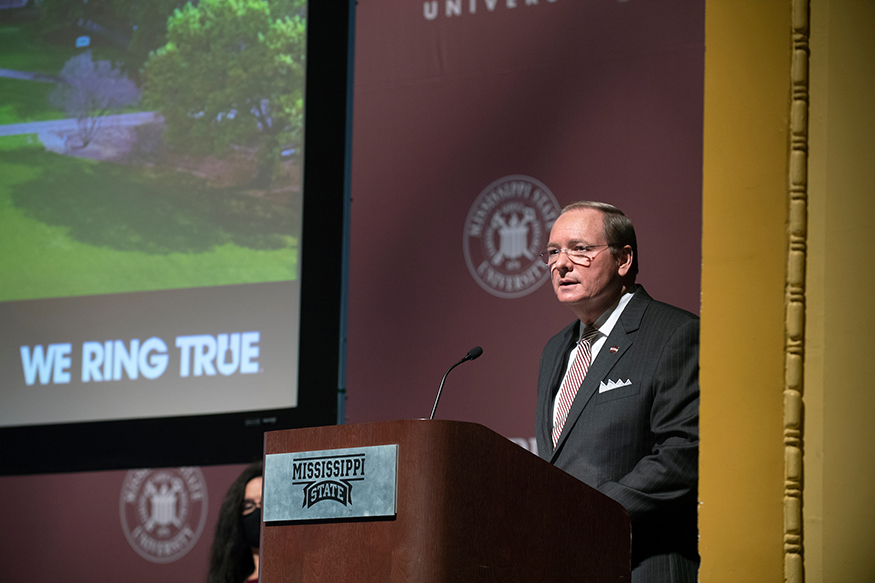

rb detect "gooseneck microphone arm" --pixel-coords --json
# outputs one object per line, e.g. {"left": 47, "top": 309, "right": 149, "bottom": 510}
{"left": 429, "top": 346, "right": 483, "bottom": 420}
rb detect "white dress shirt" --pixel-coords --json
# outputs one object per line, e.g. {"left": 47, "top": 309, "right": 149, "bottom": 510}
{"left": 552, "top": 290, "right": 636, "bottom": 424}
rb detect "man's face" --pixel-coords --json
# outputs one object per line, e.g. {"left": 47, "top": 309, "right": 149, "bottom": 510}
{"left": 547, "top": 208, "right": 631, "bottom": 319}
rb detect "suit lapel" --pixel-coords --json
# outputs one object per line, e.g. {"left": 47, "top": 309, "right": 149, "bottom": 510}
{"left": 550, "top": 288, "right": 651, "bottom": 461}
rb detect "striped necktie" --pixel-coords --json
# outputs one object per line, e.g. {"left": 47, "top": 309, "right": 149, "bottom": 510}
{"left": 552, "top": 325, "right": 600, "bottom": 448}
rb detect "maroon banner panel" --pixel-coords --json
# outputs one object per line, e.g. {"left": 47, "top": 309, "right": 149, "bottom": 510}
{"left": 0, "top": 464, "right": 248, "bottom": 582}
{"left": 346, "top": 0, "right": 705, "bottom": 448}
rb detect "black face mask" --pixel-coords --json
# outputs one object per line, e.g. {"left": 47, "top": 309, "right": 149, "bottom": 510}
{"left": 241, "top": 508, "right": 261, "bottom": 549}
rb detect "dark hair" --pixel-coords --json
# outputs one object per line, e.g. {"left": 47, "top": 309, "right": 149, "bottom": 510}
{"left": 207, "top": 462, "right": 263, "bottom": 583}
{"left": 560, "top": 201, "right": 638, "bottom": 279}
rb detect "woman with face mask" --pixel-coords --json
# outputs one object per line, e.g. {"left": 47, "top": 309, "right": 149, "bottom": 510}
{"left": 207, "top": 462, "right": 263, "bottom": 583}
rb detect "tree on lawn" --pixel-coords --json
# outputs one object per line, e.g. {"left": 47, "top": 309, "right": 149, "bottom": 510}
{"left": 142, "top": 0, "right": 306, "bottom": 187}
{"left": 49, "top": 51, "right": 141, "bottom": 148}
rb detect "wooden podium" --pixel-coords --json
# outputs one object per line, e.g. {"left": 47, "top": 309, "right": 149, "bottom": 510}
{"left": 261, "top": 420, "right": 630, "bottom": 582}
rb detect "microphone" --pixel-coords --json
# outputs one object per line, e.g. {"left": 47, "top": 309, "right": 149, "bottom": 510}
{"left": 429, "top": 346, "right": 483, "bottom": 420}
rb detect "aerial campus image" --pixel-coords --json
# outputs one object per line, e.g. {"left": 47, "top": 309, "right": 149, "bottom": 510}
{"left": 0, "top": 0, "right": 307, "bottom": 302}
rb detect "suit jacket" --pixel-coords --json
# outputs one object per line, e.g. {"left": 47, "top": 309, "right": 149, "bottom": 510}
{"left": 536, "top": 287, "right": 699, "bottom": 583}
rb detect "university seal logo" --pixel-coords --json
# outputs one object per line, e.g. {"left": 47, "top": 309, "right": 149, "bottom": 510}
{"left": 119, "top": 467, "right": 208, "bottom": 563}
{"left": 463, "top": 175, "right": 561, "bottom": 298}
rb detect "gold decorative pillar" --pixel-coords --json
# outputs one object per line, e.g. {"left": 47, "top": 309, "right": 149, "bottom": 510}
{"left": 784, "top": 0, "right": 809, "bottom": 581}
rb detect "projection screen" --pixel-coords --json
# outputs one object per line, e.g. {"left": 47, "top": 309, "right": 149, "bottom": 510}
{"left": 0, "top": 0, "right": 351, "bottom": 473}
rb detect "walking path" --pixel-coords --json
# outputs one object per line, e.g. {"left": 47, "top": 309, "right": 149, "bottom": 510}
{"left": 0, "top": 111, "right": 163, "bottom": 137}
{"left": 0, "top": 68, "right": 60, "bottom": 83}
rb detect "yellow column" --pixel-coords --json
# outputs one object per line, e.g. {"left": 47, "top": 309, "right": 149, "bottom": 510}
{"left": 700, "top": 1, "right": 792, "bottom": 580}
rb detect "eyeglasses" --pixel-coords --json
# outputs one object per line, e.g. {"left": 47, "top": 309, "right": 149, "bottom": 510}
{"left": 538, "top": 244, "right": 613, "bottom": 266}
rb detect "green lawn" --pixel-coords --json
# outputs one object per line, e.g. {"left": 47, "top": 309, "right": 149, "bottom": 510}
{"left": 0, "top": 135, "right": 298, "bottom": 302}
{"left": 0, "top": 21, "right": 123, "bottom": 73}
{"left": 0, "top": 76, "right": 67, "bottom": 125}
{"left": 0, "top": 21, "right": 80, "bottom": 126}
{"left": 0, "top": 74, "right": 144, "bottom": 127}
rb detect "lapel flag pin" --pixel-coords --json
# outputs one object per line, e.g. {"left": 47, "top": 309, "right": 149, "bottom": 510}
{"left": 609, "top": 346, "right": 619, "bottom": 353}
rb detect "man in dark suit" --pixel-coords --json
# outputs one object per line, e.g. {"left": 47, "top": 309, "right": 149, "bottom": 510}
{"left": 536, "top": 201, "right": 699, "bottom": 583}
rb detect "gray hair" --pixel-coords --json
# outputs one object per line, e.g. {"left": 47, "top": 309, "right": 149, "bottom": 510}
{"left": 559, "top": 201, "right": 638, "bottom": 278}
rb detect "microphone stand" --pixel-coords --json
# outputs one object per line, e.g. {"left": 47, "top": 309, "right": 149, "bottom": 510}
{"left": 429, "top": 346, "right": 483, "bottom": 420}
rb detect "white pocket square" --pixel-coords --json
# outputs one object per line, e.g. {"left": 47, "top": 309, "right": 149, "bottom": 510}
{"left": 599, "top": 379, "right": 632, "bottom": 393}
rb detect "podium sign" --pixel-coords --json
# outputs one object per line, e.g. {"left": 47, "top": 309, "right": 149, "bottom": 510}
{"left": 263, "top": 444, "right": 398, "bottom": 521}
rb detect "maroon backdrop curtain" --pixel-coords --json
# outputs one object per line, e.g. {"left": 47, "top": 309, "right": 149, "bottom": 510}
{"left": 346, "top": 0, "right": 704, "bottom": 449}
{"left": 0, "top": 1, "right": 703, "bottom": 580}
